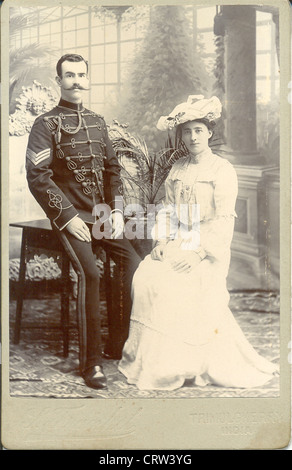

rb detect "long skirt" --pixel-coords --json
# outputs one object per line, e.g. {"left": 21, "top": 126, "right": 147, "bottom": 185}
{"left": 118, "top": 255, "right": 279, "bottom": 391}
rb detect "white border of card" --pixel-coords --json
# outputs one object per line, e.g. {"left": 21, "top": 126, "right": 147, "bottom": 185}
{"left": 1, "top": 0, "right": 291, "bottom": 451}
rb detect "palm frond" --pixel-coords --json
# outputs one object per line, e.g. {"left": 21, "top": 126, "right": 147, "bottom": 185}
{"left": 9, "top": 9, "right": 58, "bottom": 111}
{"left": 9, "top": 10, "right": 39, "bottom": 40}
{"left": 121, "top": 167, "right": 153, "bottom": 202}
{"left": 10, "top": 43, "right": 55, "bottom": 64}
{"left": 109, "top": 122, "right": 184, "bottom": 210}
{"left": 110, "top": 129, "right": 152, "bottom": 176}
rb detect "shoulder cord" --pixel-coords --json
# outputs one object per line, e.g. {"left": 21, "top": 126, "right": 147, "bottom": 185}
{"left": 55, "top": 112, "right": 83, "bottom": 145}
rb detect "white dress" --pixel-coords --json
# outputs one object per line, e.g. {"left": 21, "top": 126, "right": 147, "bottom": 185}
{"left": 118, "top": 149, "right": 279, "bottom": 390}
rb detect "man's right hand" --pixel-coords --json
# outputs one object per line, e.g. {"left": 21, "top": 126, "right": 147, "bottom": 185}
{"left": 66, "top": 217, "right": 92, "bottom": 242}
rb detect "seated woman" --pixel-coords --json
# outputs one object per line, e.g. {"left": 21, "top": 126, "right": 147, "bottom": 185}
{"left": 118, "top": 95, "right": 279, "bottom": 391}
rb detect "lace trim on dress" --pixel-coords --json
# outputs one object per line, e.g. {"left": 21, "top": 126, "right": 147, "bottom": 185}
{"left": 201, "top": 213, "right": 237, "bottom": 223}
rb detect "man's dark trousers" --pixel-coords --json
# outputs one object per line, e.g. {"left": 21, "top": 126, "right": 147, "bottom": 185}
{"left": 55, "top": 223, "right": 141, "bottom": 374}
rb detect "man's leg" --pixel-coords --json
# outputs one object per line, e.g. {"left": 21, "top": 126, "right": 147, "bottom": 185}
{"left": 100, "top": 236, "right": 141, "bottom": 358}
{"left": 55, "top": 228, "right": 106, "bottom": 388}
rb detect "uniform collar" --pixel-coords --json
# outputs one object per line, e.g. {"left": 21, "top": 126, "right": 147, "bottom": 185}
{"left": 58, "top": 98, "right": 84, "bottom": 111}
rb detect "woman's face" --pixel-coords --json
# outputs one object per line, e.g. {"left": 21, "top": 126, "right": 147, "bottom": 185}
{"left": 181, "top": 120, "right": 212, "bottom": 156}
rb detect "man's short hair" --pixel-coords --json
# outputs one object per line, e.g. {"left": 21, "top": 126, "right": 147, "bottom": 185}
{"left": 56, "top": 53, "right": 88, "bottom": 77}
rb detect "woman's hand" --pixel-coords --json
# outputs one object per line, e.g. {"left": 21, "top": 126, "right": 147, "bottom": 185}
{"left": 168, "top": 248, "right": 201, "bottom": 273}
{"left": 151, "top": 242, "right": 167, "bottom": 261}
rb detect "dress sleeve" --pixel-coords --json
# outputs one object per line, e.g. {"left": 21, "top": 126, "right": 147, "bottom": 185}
{"left": 199, "top": 161, "right": 238, "bottom": 261}
{"left": 26, "top": 116, "right": 79, "bottom": 230}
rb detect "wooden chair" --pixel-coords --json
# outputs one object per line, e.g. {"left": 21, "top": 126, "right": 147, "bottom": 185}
{"left": 10, "top": 219, "right": 112, "bottom": 372}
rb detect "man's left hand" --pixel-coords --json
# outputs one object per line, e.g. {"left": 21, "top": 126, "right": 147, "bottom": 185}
{"left": 110, "top": 211, "right": 124, "bottom": 239}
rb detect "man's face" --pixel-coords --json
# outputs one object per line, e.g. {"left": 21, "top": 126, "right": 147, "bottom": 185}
{"left": 56, "top": 60, "right": 89, "bottom": 103}
{"left": 181, "top": 120, "right": 212, "bottom": 156}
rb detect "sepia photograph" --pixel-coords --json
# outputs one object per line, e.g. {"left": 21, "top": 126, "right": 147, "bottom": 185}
{"left": 1, "top": 0, "right": 291, "bottom": 450}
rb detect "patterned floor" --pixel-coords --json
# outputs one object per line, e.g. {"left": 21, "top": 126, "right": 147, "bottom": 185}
{"left": 9, "top": 288, "right": 280, "bottom": 399}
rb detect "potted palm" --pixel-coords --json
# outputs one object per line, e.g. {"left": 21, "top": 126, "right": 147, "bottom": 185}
{"left": 108, "top": 122, "right": 183, "bottom": 257}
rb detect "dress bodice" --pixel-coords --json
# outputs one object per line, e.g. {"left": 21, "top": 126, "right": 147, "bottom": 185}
{"left": 152, "top": 149, "right": 238, "bottom": 264}
{"left": 165, "top": 148, "right": 238, "bottom": 222}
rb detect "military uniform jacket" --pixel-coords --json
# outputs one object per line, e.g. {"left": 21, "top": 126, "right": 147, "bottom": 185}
{"left": 26, "top": 98, "right": 122, "bottom": 230}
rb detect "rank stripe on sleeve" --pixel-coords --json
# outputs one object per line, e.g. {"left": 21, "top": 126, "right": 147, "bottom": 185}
{"left": 26, "top": 147, "right": 51, "bottom": 166}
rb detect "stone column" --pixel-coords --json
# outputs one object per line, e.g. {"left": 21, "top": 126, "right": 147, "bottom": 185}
{"left": 222, "top": 5, "right": 259, "bottom": 163}
{"left": 220, "top": 6, "right": 279, "bottom": 291}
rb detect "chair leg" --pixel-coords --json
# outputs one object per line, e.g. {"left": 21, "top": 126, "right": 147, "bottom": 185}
{"left": 57, "top": 230, "right": 87, "bottom": 373}
{"left": 61, "top": 255, "right": 70, "bottom": 358}
{"left": 104, "top": 253, "right": 113, "bottom": 343}
{"left": 13, "top": 228, "right": 27, "bottom": 344}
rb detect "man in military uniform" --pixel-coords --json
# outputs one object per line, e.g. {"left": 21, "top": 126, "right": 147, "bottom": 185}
{"left": 26, "top": 53, "right": 141, "bottom": 389}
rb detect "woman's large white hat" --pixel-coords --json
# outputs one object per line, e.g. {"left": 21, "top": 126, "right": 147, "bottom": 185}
{"left": 156, "top": 95, "right": 222, "bottom": 131}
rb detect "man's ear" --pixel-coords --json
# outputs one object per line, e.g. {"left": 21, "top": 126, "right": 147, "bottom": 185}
{"left": 55, "top": 76, "right": 61, "bottom": 86}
